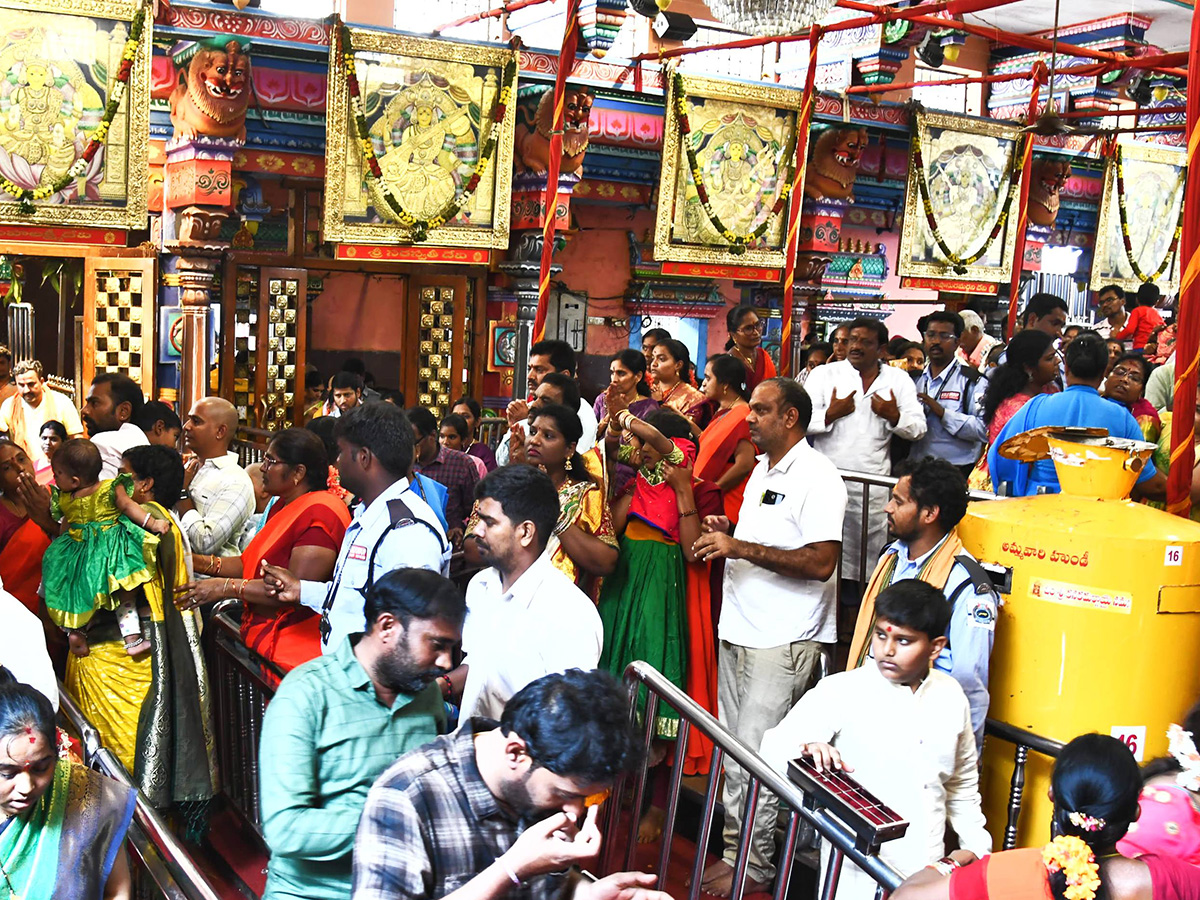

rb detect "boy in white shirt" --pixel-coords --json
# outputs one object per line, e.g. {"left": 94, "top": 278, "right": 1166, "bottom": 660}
{"left": 760, "top": 580, "right": 991, "bottom": 900}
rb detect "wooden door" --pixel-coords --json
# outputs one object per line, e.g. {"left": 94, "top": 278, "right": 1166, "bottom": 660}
{"left": 256, "top": 267, "right": 308, "bottom": 431}
{"left": 406, "top": 274, "right": 478, "bottom": 418}
{"left": 83, "top": 257, "right": 155, "bottom": 393}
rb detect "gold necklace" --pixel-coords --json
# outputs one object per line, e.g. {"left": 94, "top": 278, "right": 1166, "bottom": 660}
{"left": 0, "top": 854, "right": 21, "bottom": 899}
{"left": 732, "top": 345, "right": 755, "bottom": 367}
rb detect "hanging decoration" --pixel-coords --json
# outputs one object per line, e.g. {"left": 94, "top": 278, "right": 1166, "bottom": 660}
{"left": 1115, "top": 143, "right": 1186, "bottom": 284}
{"left": 0, "top": 0, "right": 150, "bottom": 215}
{"left": 910, "top": 110, "right": 1027, "bottom": 275}
{"left": 671, "top": 71, "right": 795, "bottom": 256}
{"left": 339, "top": 23, "right": 517, "bottom": 242}
{"left": 706, "top": 0, "right": 836, "bottom": 38}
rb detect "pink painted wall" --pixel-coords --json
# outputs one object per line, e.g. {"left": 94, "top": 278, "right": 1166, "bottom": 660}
{"left": 309, "top": 272, "right": 406, "bottom": 351}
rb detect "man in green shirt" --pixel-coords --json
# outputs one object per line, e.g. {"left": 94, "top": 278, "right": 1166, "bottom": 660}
{"left": 260, "top": 567, "right": 464, "bottom": 900}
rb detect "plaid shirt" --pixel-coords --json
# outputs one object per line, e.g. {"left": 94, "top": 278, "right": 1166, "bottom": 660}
{"left": 414, "top": 445, "right": 480, "bottom": 529}
{"left": 351, "top": 719, "right": 569, "bottom": 900}
{"left": 180, "top": 452, "right": 255, "bottom": 556}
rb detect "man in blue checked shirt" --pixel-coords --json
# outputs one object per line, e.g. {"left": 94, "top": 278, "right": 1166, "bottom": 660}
{"left": 911, "top": 310, "right": 987, "bottom": 477}
{"left": 263, "top": 402, "right": 451, "bottom": 651}
{"left": 846, "top": 457, "right": 997, "bottom": 751}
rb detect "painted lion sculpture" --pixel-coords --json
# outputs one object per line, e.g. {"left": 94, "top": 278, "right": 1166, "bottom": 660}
{"left": 169, "top": 40, "right": 252, "bottom": 143}
{"left": 1028, "top": 156, "right": 1072, "bottom": 229}
{"left": 514, "top": 86, "right": 594, "bottom": 175}
{"left": 804, "top": 125, "right": 868, "bottom": 201}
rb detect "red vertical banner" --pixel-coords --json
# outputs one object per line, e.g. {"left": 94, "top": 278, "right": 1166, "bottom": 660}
{"left": 1004, "top": 66, "right": 1043, "bottom": 340}
{"left": 531, "top": 0, "right": 581, "bottom": 345}
{"left": 1165, "top": 7, "right": 1200, "bottom": 516}
{"left": 778, "top": 25, "right": 821, "bottom": 378}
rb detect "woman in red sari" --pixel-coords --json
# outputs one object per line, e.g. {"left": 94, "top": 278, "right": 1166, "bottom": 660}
{"left": 894, "top": 734, "right": 1200, "bottom": 900}
{"left": 725, "top": 304, "right": 777, "bottom": 393}
{"left": 0, "top": 440, "right": 52, "bottom": 616}
{"left": 695, "top": 354, "right": 757, "bottom": 525}
{"left": 175, "top": 428, "right": 350, "bottom": 673}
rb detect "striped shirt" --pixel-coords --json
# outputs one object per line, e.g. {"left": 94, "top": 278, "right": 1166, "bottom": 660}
{"left": 260, "top": 636, "right": 446, "bottom": 900}
{"left": 352, "top": 719, "right": 569, "bottom": 900}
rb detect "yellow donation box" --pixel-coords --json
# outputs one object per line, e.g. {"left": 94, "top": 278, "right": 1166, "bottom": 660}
{"left": 959, "top": 429, "right": 1200, "bottom": 846}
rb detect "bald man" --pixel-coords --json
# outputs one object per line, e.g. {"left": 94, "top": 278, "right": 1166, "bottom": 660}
{"left": 178, "top": 397, "right": 256, "bottom": 558}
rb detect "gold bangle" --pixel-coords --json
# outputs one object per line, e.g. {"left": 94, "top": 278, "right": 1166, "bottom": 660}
{"left": 213, "top": 556, "right": 223, "bottom": 577}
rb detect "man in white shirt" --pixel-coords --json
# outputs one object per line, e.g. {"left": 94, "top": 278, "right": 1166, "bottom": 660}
{"left": 804, "top": 317, "right": 926, "bottom": 587}
{"left": 692, "top": 377, "right": 846, "bottom": 897}
{"left": 0, "top": 359, "right": 84, "bottom": 466}
{"left": 178, "top": 397, "right": 255, "bottom": 558}
{"left": 83, "top": 372, "right": 150, "bottom": 479}
{"left": 448, "top": 464, "right": 601, "bottom": 722}
{"left": 494, "top": 373, "right": 585, "bottom": 467}
{"left": 263, "top": 403, "right": 450, "bottom": 653}
{"left": 499, "top": 340, "right": 596, "bottom": 463}
{"left": 0, "top": 578, "right": 58, "bottom": 710}
{"left": 760, "top": 580, "right": 991, "bottom": 900}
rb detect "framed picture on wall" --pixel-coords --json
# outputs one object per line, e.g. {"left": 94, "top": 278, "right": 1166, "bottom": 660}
{"left": 488, "top": 322, "right": 516, "bottom": 373}
{"left": 1089, "top": 140, "right": 1184, "bottom": 295}
{"left": 898, "top": 110, "right": 1024, "bottom": 284}
{"left": 324, "top": 29, "right": 518, "bottom": 249}
{"left": 653, "top": 72, "right": 804, "bottom": 270}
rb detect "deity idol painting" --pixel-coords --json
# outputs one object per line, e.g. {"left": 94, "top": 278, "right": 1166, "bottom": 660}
{"left": 898, "top": 112, "right": 1022, "bottom": 283}
{"left": 1090, "top": 141, "right": 1184, "bottom": 295}
{"left": 325, "top": 32, "right": 516, "bottom": 248}
{"left": 0, "top": 5, "right": 147, "bottom": 220}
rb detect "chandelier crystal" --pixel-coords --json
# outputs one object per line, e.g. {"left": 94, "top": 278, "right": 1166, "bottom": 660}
{"left": 705, "top": 0, "right": 838, "bottom": 37}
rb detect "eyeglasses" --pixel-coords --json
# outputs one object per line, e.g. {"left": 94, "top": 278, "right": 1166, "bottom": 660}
{"left": 738, "top": 321, "right": 763, "bottom": 334}
{"left": 1109, "top": 367, "right": 1144, "bottom": 384}
{"left": 923, "top": 330, "right": 957, "bottom": 343}
{"left": 261, "top": 454, "right": 285, "bottom": 469}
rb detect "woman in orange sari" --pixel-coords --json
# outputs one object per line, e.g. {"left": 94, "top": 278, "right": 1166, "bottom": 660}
{"left": 175, "top": 428, "right": 350, "bottom": 673}
{"left": 652, "top": 339, "right": 711, "bottom": 434}
{"left": 0, "top": 440, "right": 52, "bottom": 617}
{"left": 725, "top": 304, "right": 777, "bottom": 393}
{"left": 695, "top": 354, "right": 757, "bottom": 525}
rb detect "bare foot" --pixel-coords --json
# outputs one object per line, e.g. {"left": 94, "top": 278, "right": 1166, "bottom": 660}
{"left": 123, "top": 635, "right": 151, "bottom": 658}
{"left": 68, "top": 631, "right": 90, "bottom": 658}
{"left": 700, "top": 862, "right": 771, "bottom": 898}
{"left": 637, "top": 805, "right": 665, "bottom": 844}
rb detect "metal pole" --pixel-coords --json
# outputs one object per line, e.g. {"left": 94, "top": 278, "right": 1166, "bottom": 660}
{"left": 531, "top": 0, "right": 581, "bottom": 347}
{"left": 780, "top": 26, "right": 821, "bottom": 378}
{"left": 1005, "top": 70, "right": 1043, "bottom": 340}
{"left": 1166, "top": 5, "right": 1200, "bottom": 516}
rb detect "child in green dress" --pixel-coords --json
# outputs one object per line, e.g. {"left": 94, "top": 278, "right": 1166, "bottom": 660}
{"left": 42, "top": 439, "right": 169, "bottom": 657}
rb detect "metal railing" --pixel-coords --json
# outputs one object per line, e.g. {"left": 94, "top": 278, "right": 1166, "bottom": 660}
{"left": 479, "top": 415, "right": 507, "bottom": 451}
{"left": 233, "top": 427, "right": 272, "bottom": 468}
{"left": 207, "top": 600, "right": 281, "bottom": 837}
{"left": 983, "top": 718, "right": 1064, "bottom": 851}
{"left": 56, "top": 684, "right": 223, "bottom": 900}
{"left": 602, "top": 662, "right": 904, "bottom": 900}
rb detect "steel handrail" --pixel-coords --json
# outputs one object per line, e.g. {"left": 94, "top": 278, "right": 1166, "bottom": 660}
{"left": 619, "top": 661, "right": 906, "bottom": 893}
{"left": 57, "top": 682, "right": 223, "bottom": 900}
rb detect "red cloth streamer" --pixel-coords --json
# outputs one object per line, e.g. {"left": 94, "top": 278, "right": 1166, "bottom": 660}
{"left": 779, "top": 26, "right": 821, "bottom": 379}
{"left": 532, "top": 0, "right": 582, "bottom": 346}
{"left": 1004, "top": 70, "right": 1043, "bottom": 339}
{"left": 1165, "top": 6, "right": 1200, "bottom": 517}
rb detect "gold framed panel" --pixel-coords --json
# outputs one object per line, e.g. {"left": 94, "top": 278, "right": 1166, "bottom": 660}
{"left": 653, "top": 72, "right": 803, "bottom": 269}
{"left": 0, "top": 0, "right": 150, "bottom": 229}
{"left": 898, "top": 111, "right": 1023, "bottom": 284}
{"left": 1089, "top": 140, "right": 1184, "bottom": 296}
{"left": 323, "top": 29, "right": 516, "bottom": 249}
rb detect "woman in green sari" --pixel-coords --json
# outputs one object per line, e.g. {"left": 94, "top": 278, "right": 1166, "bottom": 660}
{"left": 0, "top": 680, "right": 136, "bottom": 899}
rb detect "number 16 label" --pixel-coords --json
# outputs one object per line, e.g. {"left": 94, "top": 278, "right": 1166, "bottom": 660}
{"left": 1111, "top": 726, "right": 1146, "bottom": 761}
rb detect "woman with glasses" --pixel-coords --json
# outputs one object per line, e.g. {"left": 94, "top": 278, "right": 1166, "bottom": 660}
{"left": 175, "top": 428, "right": 350, "bottom": 675}
{"left": 724, "top": 304, "right": 776, "bottom": 392}
{"left": 1103, "top": 353, "right": 1160, "bottom": 446}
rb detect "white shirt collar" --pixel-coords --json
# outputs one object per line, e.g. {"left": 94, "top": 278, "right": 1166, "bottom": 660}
{"left": 477, "top": 552, "right": 554, "bottom": 609}
{"left": 755, "top": 436, "right": 809, "bottom": 474}
{"left": 353, "top": 476, "right": 412, "bottom": 527}
{"left": 202, "top": 451, "right": 241, "bottom": 470}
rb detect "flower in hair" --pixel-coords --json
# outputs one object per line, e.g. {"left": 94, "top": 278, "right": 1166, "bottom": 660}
{"left": 1042, "top": 835, "right": 1101, "bottom": 900}
{"left": 1068, "top": 811, "right": 1106, "bottom": 832}
{"left": 1167, "top": 723, "right": 1200, "bottom": 792}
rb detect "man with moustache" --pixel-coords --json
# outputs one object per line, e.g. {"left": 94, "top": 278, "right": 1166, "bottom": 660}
{"left": 82, "top": 372, "right": 149, "bottom": 479}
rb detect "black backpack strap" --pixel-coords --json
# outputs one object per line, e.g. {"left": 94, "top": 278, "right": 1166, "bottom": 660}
{"left": 362, "top": 496, "right": 447, "bottom": 595}
{"left": 947, "top": 554, "right": 999, "bottom": 629}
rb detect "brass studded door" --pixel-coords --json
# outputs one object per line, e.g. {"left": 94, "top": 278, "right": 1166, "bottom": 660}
{"left": 406, "top": 275, "right": 476, "bottom": 418}
{"left": 256, "top": 267, "right": 308, "bottom": 431}
{"left": 83, "top": 257, "right": 155, "bottom": 393}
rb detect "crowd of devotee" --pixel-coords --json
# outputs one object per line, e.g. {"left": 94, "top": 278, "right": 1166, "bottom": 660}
{"left": 3, "top": 284, "right": 1200, "bottom": 900}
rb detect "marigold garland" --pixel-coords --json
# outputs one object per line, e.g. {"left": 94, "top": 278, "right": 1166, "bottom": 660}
{"left": 340, "top": 23, "right": 516, "bottom": 242}
{"left": 1114, "top": 143, "right": 1185, "bottom": 284}
{"left": 1042, "top": 835, "right": 1101, "bottom": 900}
{"left": 911, "top": 111, "right": 1026, "bottom": 275}
{"left": 0, "top": 1, "right": 149, "bottom": 214}
{"left": 672, "top": 72, "right": 795, "bottom": 256}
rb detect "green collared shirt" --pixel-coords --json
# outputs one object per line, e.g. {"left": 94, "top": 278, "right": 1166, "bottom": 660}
{"left": 260, "top": 635, "right": 445, "bottom": 900}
